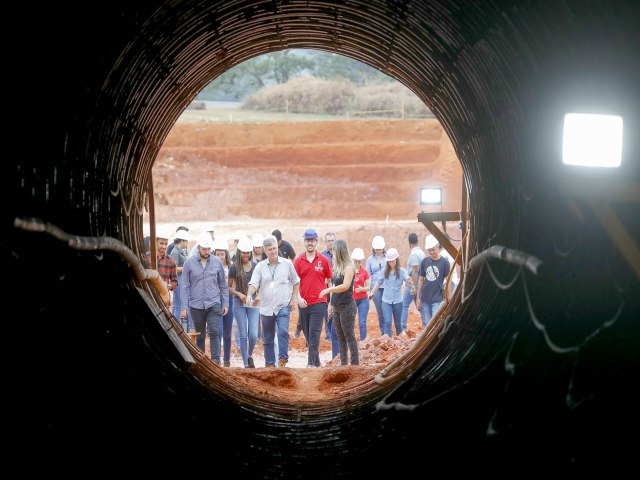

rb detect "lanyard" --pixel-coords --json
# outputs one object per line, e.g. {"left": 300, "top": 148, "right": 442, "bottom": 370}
{"left": 268, "top": 262, "right": 279, "bottom": 281}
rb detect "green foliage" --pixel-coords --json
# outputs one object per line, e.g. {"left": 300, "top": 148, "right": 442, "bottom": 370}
{"left": 197, "top": 49, "right": 392, "bottom": 101}
{"left": 198, "top": 50, "right": 315, "bottom": 101}
{"left": 312, "top": 52, "right": 390, "bottom": 85}
{"left": 242, "top": 76, "right": 432, "bottom": 118}
{"left": 242, "top": 77, "right": 356, "bottom": 115}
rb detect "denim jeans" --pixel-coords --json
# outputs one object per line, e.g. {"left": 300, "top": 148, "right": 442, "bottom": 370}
{"left": 381, "top": 301, "right": 403, "bottom": 337}
{"left": 355, "top": 297, "right": 370, "bottom": 340}
{"left": 299, "top": 302, "right": 327, "bottom": 367}
{"left": 234, "top": 302, "right": 259, "bottom": 365}
{"left": 420, "top": 301, "right": 445, "bottom": 327}
{"left": 372, "top": 288, "right": 385, "bottom": 335}
{"left": 401, "top": 287, "right": 419, "bottom": 331}
{"left": 191, "top": 304, "right": 222, "bottom": 363}
{"left": 173, "top": 274, "right": 193, "bottom": 332}
{"left": 261, "top": 305, "right": 291, "bottom": 367}
{"left": 218, "top": 296, "right": 234, "bottom": 363}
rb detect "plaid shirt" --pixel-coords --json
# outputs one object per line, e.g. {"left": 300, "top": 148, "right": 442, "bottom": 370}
{"left": 145, "top": 253, "right": 178, "bottom": 292}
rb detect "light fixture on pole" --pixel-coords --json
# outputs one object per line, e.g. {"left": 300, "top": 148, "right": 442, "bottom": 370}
{"left": 420, "top": 187, "right": 442, "bottom": 207}
{"left": 562, "top": 113, "right": 623, "bottom": 168}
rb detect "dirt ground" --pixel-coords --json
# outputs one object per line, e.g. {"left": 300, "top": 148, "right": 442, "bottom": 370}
{"left": 151, "top": 117, "right": 461, "bottom": 402}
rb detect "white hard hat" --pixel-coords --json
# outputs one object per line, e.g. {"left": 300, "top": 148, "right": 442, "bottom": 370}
{"left": 212, "top": 237, "right": 228, "bottom": 251}
{"left": 237, "top": 236, "right": 253, "bottom": 253}
{"left": 351, "top": 248, "right": 365, "bottom": 260}
{"left": 372, "top": 235, "right": 385, "bottom": 249}
{"left": 155, "top": 230, "right": 171, "bottom": 240}
{"left": 197, "top": 233, "right": 213, "bottom": 249}
{"left": 252, "top": 234, "right": 265, "bottom": 248}
{"left": 385, "top": 248, "right": 400, "bottom": 262}
{"left": 175, "top": 230, "right": 190, "bottom": 241}
{"left": 425, "top": 235, "right": 439, "bottom": 249}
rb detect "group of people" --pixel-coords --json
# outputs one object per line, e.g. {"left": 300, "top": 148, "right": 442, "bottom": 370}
{"left": 144, "top": 225, "right": 455, "bottom": 369}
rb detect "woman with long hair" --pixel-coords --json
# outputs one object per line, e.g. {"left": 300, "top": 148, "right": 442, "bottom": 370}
{"left": 320, "top": 239, "right": 359, "bottom": 365}
{"left": 228, "top": 237, "right": 259, "bottom": 368}
{"left": 368, "top": 248, "right": 412, "bottom": 337}
{"left": 351, "top": 248, "right": 371, "bottom": 340}
{"left": 214, "top": 238, "right": 234, "bottom": 367}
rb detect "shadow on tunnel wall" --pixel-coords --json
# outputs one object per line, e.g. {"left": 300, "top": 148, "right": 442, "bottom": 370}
{"left": 11, "top": 1, "right": 639, "bottom": 476}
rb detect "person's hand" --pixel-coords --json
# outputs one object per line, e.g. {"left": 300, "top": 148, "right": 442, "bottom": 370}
{"left": 180, "top": 309, "right": 187, "bottom": 319}
{"left": 222, "top": 307, "right": 228, "bottom": 316}
{"left": 298, "top": 296, "right": 308, "bottom": 308}
{"left": 319, "top": 288, "right": 328, "bottom": 298}
{"left": 245, "top": 295, "right": 253, "bottom": 306}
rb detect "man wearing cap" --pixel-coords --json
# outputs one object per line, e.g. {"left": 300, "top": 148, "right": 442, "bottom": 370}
{"left": 293, "top": 228, "right": 333, "bottom": 368}
{"left": 416, "top": 235, "right": 450, "bottom": 327}
{"left": 144, "top": 231, "right": 178, "bottom": 306}
{"left": 401, "top": 233, "right": 426, "bottom": 331}
{"left": 180, "top": 233, "right": 229, "bottom": 364}
{"left": 170, "top": 229, "right": 192, "bottom": 332}
{"left": 245, "top": 235, "right": 300, "bottom": 368}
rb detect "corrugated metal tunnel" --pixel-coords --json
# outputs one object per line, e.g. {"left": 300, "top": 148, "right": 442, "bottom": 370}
{"left": 12, "top": 0, "right": 639, "bottom": 476}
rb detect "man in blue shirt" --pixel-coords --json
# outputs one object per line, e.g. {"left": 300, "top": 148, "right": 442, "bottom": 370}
{"left": 180, "top": 233, "right": 229, "bottom": 364}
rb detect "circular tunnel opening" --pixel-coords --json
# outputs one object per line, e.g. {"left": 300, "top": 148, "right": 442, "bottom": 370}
{"left": 16, "top": 1, "right": 639, "bottom": 475}
{"left": 147, "top": 50, "right": 466, "bottom": 410}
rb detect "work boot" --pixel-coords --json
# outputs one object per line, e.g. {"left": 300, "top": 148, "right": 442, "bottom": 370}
{"left": 224, "top": 361, "right": 231, "bottom": 367}
{"left": 247, "top": 357, "right": 255, "bottom": 368}
{"left": 266, "top": 364, "right": 275, "bottom": 368}
{"left": 278, "top": 358, "right": 287, "bottom": 368}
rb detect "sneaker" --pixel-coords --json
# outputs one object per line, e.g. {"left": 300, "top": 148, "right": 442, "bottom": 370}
{"left": 294, "top": 332, "right": 300, "bottom": 339}
{"left": 224, "top": 361, "right": 231, "bottom": 367}
{"left": 247, "top": 357, "right": 255, "bottom": 368}
{"left": 306, "top": 364, "right": 316, "bottom": 368}
{"left": 278, "top": 358, "right": 287, "bottom": 368}
{"left": 266, "top": 364, "right": 276, "bottom": 368}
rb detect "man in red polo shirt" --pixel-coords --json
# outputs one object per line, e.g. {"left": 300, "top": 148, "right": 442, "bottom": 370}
{"left": 294, "top": 228, "right": 333, "bottom": 368}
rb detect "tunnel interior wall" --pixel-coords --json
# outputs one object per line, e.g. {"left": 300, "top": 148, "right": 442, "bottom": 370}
{"left": 11, "top": 0, "right": 640, "bottom": 476}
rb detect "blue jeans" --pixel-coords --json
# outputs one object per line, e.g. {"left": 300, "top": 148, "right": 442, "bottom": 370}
{"left": 218, "top": 296, "right": 234, "bottom": 363}
{"left": 355, "top": 297, "right": 370, "bottom": 340}
{"left": 299, "top": 302, "right": 327, "bottom": 367}
{"left": 173, "top": 274, "right": 193, "bottom": 332}
{"left": 234, "top": 302, "right": 260, "bottom": 364}
{"left": 191, "top": 304, "right": 222, "bottom": 363}
{"left": 401, "top": 287, "right": 419, "bottom": 331}
{"left": 261, "top": 305, "right": 291, "bottom": 366}
{"left": 372, "top": 288, "right": 385, "bottom": 335}
{"left": 420, "top": 301, "right": 445, "bottom": 327}
{"left": 381, "top": 301, "right": 403, "bottom": 337}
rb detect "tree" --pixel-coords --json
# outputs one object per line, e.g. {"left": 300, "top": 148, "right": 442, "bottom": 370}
{"left": 311, "top": 52, "right": 390, "bottom": 85}
{"left": 197, "top": 50, "right": 314, "bottom": 101}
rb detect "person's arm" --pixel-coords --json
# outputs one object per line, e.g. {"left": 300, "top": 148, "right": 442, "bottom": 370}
{"left": 290, "top": 281, "right": 300, "bottom": 307}
{"left": 404, "top": 268, "right": 413, "bottom": 287}
{"left": 410, "top": 264, "right": 419, "bottom": 295}
{"left": 416, "top": 275, "right": 425, "bottom": 308}
{"left": 320, "top": 266, "right": 354, "bottom": 297}
{"left": 180, "top": 261, "right": 190, "bottom": 318}
{"left": 168, "top": 260, "right": 178, "bottom": 291}
{"left": 368, "top": 277, "right": 382, "bottom": 299}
